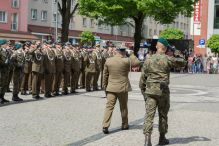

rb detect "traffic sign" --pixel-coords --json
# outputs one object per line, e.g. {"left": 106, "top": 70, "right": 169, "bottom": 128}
{"left": 199, "top": 45, "right": 205, "bottom": 48}
{"left": 95, "top": 41, "right": 100, "bottom": 45}
{"left": 143, "top": 42, "right": 148, "bottom": 46}
{"left": 199, "top": 39, "right": 205, "bottom": 45}
{"left": 72, "top": 39, "right": 76, "bottom": 44}
{"left": 153, "top": 35, "right": 158, "bottom": 39}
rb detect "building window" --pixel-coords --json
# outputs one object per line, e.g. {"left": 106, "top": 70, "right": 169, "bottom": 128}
{"left": 31, "top": 9, "right": 37, "bottom": 19}
{"left": 53, "top": 13, "right": 59, "bottom": 22}
{"left": 11, "top": 13, "right": 18, "bottom": 31}
{"left": 119, "top": 25, "right": 123, "bottom": 31}
{"left": 154, "top": 30, "right": 156, "bottom": 35}
{"left": 0, "top": 11, "right": 7, "bottom": 23}
{"left": 167, "top": 24, "right": 169, "bottom": 28}
{"left": 82, "top": 18, "right": 86, "bottom": 26}
{"left": 41, "top": 11, "right": 47, "bottom": 21}
{"left": 172, "top": 23, "right": 175, "bottom": 28}
{"left": 176, "top": 22, "right": 179, "bottom": 28}
{"left": 70, "top": 17, "right": 74, "bottom": 30}
{"left": 98, "top": 20, "right": 103, "bottom": 28}
{"left": 150, "top": 17, "right": 152, "bottom": 23}
{"left": 181, "top": 14, "right": 183, "bottom": 18}
{"left": 12, "top": 0, "right": 19, "bottom": 8}
{"left": 214, "top": 1, "right": 219, "bottom": 28}
{"left": 42, "top": 0, "right": 48, "bottom": 2}
{"left": 181, "top": 23, "right": 183, "bottom": 29}
{"left": 187, "top": 17, "right": 189, "bottom": 23}
{"left": 126, "top": 25, "right": 129, "bottom": 32}
{"left": 187, "top": 24, "right": 188, "bottom": 33}
{"left": 105, "top": 25, "right": 109, "bottom": 30}
{"left": 71, "top": 0, "right": 74, "bottom": 12}
{"left": 142, "top": 26, "right": 145, "bottom": 37}
{"left": 149, "top": 29, "right": 152, "bottom": 36}
{"left": 184, "top": 23, "right": 186, "bottom": 30}
{"left": 159, "top": 30, "right": 162, "bottom": 35}
{"left": 90, "top": 19, "right": 93, "bottom": 27}
{"left": 132, "top": 27, "right": 135, "bottom": 33}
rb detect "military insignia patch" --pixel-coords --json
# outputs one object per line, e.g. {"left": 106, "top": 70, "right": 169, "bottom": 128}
{"left": 93, "top": 54, "right": 95, "bottom": 56}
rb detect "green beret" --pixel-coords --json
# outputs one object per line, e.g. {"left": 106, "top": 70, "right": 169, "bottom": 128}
{"left": 15, "top": 44, "right": 23, "bottom": 50}
{"left": 0, "top": 39, "right": 7, "bottom": 45}
{"left": 158, "top": 38, "right": 169, "bottom": 47}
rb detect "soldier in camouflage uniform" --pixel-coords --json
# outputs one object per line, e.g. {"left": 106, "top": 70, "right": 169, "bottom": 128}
{"left": 0, "top": 39, "right": 11, "bottom": 104}
{"left": 5, "top": 43, "right": 13, "bottom": 93}
{"left": 139, "top": 38, "right": 187, "bottom": 146}
{"left": 10, "top": 44, "right": 25, "bottom": 101}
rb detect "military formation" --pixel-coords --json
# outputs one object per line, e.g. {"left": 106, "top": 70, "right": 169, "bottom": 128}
{"left": 0, "top": 39, "right": 117, "bottom": 104}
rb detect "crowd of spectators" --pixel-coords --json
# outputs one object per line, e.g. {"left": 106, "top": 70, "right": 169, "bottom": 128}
{"left": 133, "top": 48, "right": 218, "bottom": 74}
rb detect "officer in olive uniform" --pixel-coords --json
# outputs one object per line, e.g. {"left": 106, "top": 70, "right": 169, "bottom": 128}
{"left": 10, "top": 44, "right": 25, "bottom": 101}
{"left": 139, "top": 38, "right": 187, "bottom": 146}
{"left": 92, "top": 44, "right": 102, "bottom": 91}
{"left": 43, "top": 40, "right": 56, "bottom": 98}
{"left": 52, "top": 41, "right": 64, "bottom": 96}
{"left": 29, "top": 43, "right": 44, "bottom": 99}
{"left": 107, "top": 45, "right": 114, "bottom": 58}
{"left": 70, "top": 43, "right": 80, "bottom": 93}
{"left": 61, "top": 42, "right": 72, "bottom": 95}
{"left": 21, "top": 42, "right": 32, "bottom": 95}
{"left": 0, "top": 39, "right": 11, "bottom": 103}
{"left": 102, "top": 45, "right": 141, "bottom": 134}
{"left": 79, "top": 45, "right": 87, "bottom": 89}
{"left": 84, "top": 50, "right": 96, "bottom": 92}
{"left": 5, "top": 43, "right": 13, "bottom": 93}
{"left": 75, "top": 43, "right": 80, "bottom": 89}
{"left": 101, "top": 46, "right": 109, "bottom": 90}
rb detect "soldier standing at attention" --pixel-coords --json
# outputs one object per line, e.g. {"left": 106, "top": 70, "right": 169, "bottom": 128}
{"left": 101, "top": 46, "right": 109, "bottom": 90}
{"left": 10, "top": 44, "right": 25, "bottom": 101}
{"left": 139, "top": 38, "right": 187, "bottom": 146}
{"left": 41, "top": 43, "right": 47, "bottom": 93}
{"left": 43, "top": 40, "right": 56, "bottom": 98}
{"left": 0, "top": 39, "right": 11, "bottom": 103}
{"left": 70, "top": 44, "right": 80, "bottom": 93}
{"left": 79, "top": 45, "right": 87, "bottom": 89}
{"left": 5, "top": 43, "right": 13, "bottom": 93}
{"left": 102, "top": 45, "right": 141, "bottom": 134}
{"left": 92, "top": 44, "right": 102, "bottom": 91}
{"left": 84, "top": 50, "right": 96, "bottom": 92}
{"left": 61, "top": 42, "right": 72, "bottom": 95}
{"left": 75, "top": 43, "right": 80, "bottom": 89}
{"left": 21, "top": 42, "right": 32, "bottom": 95}
{"left": 107, "top": 45, "right": 114, "bottom": 58}
{"left": 52, "top": 41, "right": 64, "bottom": 96}
{"left": 29, "top": 43, "right": 44, "bottom": 99}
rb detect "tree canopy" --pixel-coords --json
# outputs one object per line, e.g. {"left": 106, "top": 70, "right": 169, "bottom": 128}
{"left": 207, "top": 34, "right": 219, "bottom": 53}
{"left": 78, "top": 0, "right": 198, "bottom": 53}
{"left": 159, "top": 27, "right": 184, "bottom": 40}
{"left": 79, "top": 31, "right": 95, "bottom": 43}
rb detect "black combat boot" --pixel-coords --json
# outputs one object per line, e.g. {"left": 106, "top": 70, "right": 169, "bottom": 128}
{"left": 12, "top": 95, "right": 23, "bottom": 101}
{"left": 158, "top": 133, "right": 169, "bottom": 145}
{"left": 0, "top": 94, "right": 10, "bottom": 103}
{"left": 145, "top": 134, "right": 152, "bottom": 146}
{"left": 103, "top": 127, "right": 109, "bottom": 134}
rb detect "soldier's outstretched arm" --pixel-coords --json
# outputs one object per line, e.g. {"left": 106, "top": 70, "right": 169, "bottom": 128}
{"left": 139, "top": 64, "right": 147, "bottom": 95}
{"left": 168, "top": 50, "right": 187, "bottom": 69}
{"left": 129, "top": 56, "right": 141, "bottom": 68}
{"left": 29, "top": 47, "right": 37, "bottom": 55}
{"left": 102, "top": 62, "right": 109, "bottom": 90}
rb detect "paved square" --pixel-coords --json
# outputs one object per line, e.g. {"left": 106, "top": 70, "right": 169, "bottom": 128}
{"left": 0, "top": 73, "right": 219, "bottom": 146}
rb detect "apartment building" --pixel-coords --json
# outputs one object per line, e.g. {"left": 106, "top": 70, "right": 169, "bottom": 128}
{"left": 0, "top": 0, "right": 38, "bottom": 45}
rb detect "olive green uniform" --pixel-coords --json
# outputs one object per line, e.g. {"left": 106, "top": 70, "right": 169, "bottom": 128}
{"left": 5, "top": 50, "right": 14, "bottom": 91}
{"left": 107, "top": 50, "right": 114, "bottom": 58}
{"left": 43, "top": 47, "right": 56, "bottom": 96}
{"left": 84, "top": 54, "right": 96, "bottom": 91}
{"left": 70, "top": 49, "right": 80, "bottom": 92}
{"left": 79, "top": 50, "right": 86, "bottom": 88}
{"left": 52, "top": 47, "right": 64, "bottom": 94}
{"left": 139, "top": 50, "right": 187, "bottom": 134}
{"left": 92, "top": 50, "right": 102, "bottom": 89}
{"left": 61, "top": 49, "right": 71, "bottom": 93}
{"left": 101, "top": 50, "right": 109, "bottom": 89}
{"left": 0, "top": 48, "right": 9, "bottom": 96}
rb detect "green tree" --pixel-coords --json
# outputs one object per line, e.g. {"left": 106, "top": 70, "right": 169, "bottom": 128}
{"left": 207, "top": 34, "right": 219, "bottom": 53}
{"left": 159, "top": 27, "right": 184, "bottom": 39}
{"left": 58, "top": 0, "right": 78, "bottom": 44}
{"left": 79, "top": 31, "right": 95, "bottom": 44}
{"left": 78, "top": 0, "right": 198, "bottom": 54}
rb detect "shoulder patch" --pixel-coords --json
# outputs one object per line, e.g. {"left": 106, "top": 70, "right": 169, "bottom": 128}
{"left": 93, "top": 54, "right": 95, "bottom": 56}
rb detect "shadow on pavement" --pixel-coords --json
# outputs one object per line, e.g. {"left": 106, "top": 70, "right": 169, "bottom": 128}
{"left": 166, "top": 136, "right": 211, "bottom": 145}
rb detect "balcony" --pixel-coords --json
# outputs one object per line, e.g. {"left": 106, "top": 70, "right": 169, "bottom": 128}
{"left": 11, "top": 22, "right": 18, "bottom": 31}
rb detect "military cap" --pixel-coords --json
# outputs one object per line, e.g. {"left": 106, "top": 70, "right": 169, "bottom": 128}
{"left": 43, "top": 42, "right": 47, "bottom": 46}
{"left": 0, "top": 39, "right": 7, "bottom": 45}
{"left": 46, "top": 40, "right": 53, "bottom": 44}
{"left": 109, "top": 44, "right": 114, "bottom": 47}
{"left": 76, "top": 43, "right": 79, "bottom": 46}
{"left": 103, "top": 46, "right": 108, "bottom": 49}
{"left": 65, "top": 42, "right": 71, "bottom": 46}
{"left": 158, "top": 37, "right": 169, "bottom": 47}
{"left": 55, "top": 41, "right": 61, "bottom": 45}
{"left": 52, "top": 45, "right": 56, "bottom": 48}
{"left": 30, "top": 41, "right": 36, "bottom": 45}
{"left": 72, "top": 43, "right": 77, "bottom": 47}
{"left": 87, "top": 50, "right": 92, "bottom": 53}
{"left": 116, "top": 44, "right": 126, "bottom": 51}
{"left": 95, "top": 44, "right": 100, "bottom": 47}
{"left": 87, "top": 45, "right": 92, "bottom": 49}
{"left": 15, "top": 43, "right": 23, "bottom": 50}
{"left": 83, "top": 45, "right": 87, "bottom": 48}
{"left": 7, "top": 43, "right": 12, "bottom": 47}
{"left": 36, "top": 44, "right": 41, "bottom": 48}
{"left": 24, "top": 42, "right": 30, "bottom": 47}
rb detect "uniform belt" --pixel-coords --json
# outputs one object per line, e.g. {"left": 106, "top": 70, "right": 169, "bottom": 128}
{"left": 146, "top": 82, "right": 160, "bottom": 87}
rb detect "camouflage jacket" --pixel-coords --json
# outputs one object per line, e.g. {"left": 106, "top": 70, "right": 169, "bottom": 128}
{"left": 139, "top": 50, "right": 187, "bottom": 96}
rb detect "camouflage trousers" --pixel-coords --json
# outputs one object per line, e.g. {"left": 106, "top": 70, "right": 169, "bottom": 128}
{"left": 143, "top": 94, "right": 170, "bottom": 134}
{"left": 12, "top": 68, "right": 23, "bottom": 95}
{"left": 0, "top": 71, "right": 6, "bottom": 95}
